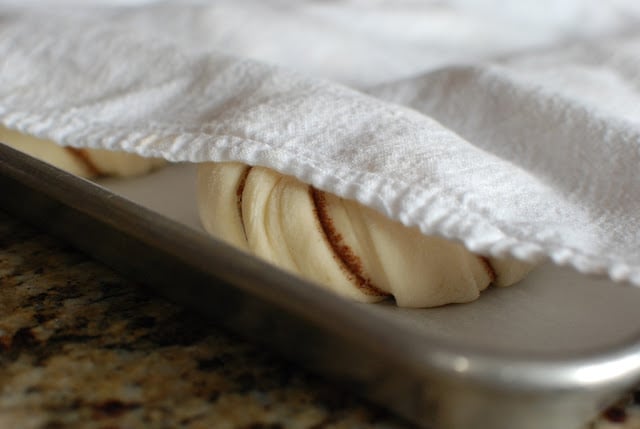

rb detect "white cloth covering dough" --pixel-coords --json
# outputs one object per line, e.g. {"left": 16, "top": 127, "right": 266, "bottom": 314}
{"left": 1, "top": 4, "right": 640, "bottom": 292}
{"left": 0, "top": 126, "right": 164, "bottom": 178}
{"left": 198, "top": 162, "right": 534, "bottom": 307}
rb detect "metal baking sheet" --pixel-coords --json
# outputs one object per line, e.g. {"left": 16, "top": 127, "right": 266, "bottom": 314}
{"left": 2, "top": 142, "right": 640, "bottom": 429}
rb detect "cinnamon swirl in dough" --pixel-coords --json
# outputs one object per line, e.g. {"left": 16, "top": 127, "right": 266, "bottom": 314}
{"left": 197, "top": 162, "right": 534, "bottom": 308}
{"left": 0, "top": 126, "right": 164, "bottom": 178}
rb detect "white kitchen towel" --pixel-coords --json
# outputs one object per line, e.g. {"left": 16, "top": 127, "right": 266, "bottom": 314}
{"left": 1, "top": 1, "right": 639, "bottom": 286}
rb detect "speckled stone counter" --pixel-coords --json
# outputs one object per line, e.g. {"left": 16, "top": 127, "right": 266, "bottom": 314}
{"left": 0, "top": 209, "right": 638, "bottom": 429}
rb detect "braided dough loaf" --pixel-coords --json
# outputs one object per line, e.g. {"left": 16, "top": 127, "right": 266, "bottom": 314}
{"left": 198, "top": 162, "right": 534, "bottom": 308}
{"left": 0, "top": 126, "right": 164, "bottom": 178}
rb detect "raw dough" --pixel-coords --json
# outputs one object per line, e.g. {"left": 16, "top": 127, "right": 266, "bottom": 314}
{"left": 198, "top": 162, "right": 534, "bottom": 307}
{"left": 0, "top": 126, "right": 164, "bottom": 178}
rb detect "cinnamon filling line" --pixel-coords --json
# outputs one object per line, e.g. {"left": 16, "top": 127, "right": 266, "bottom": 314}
{"left": 65, "top": 148, "right": 103, "bottom": 177}
{"left": 236, "top": 166, "right": 251, "bottom": 242}
{"left": 310, "top": 187, "right": 390, "bottom": 297}
{"left": 479, "top": 256, "right": 497, "bottom": 284}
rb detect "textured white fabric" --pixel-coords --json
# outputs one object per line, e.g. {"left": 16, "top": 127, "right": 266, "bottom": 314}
{"left": 1, "top": 1, "right": 639, "bottom": 286}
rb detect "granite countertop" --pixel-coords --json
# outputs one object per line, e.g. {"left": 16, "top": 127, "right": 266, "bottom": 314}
{"left": 0, "top": 209, "right": 638, "bottom": 429}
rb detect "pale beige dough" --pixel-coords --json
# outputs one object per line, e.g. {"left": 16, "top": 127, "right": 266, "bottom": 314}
{"left": 198, "top": 162, "right": 535, "bottom": 308}
{"left": 0, "top": 126, "right": 164, "bottom": 178}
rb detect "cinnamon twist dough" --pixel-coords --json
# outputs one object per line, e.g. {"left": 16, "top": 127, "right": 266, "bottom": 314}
{"left": 198, "top": 162, "right": 534, "bottom": 308}
{"left": 0, "top": 126, "right": 164, "bottom": 178}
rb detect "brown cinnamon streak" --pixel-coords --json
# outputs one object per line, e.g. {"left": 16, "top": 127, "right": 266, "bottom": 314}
{"left": 479, "top": 257, "right": 497, "bottom": 283}
{"left": 236, "top": 166, "right": 251, "bottom": 242}
{"left": 310, "top": 187, "right": 389, "bottom": 297}
{"left": 65, "top": 148, "right": 103, "bottom": 177}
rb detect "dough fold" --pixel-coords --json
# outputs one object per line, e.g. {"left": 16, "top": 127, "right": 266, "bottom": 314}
{"left": 198, "top": 162, "right": 535, "bottom": 307}
{"left": 0, "top": 126, "right": 164, "bottom": 178}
